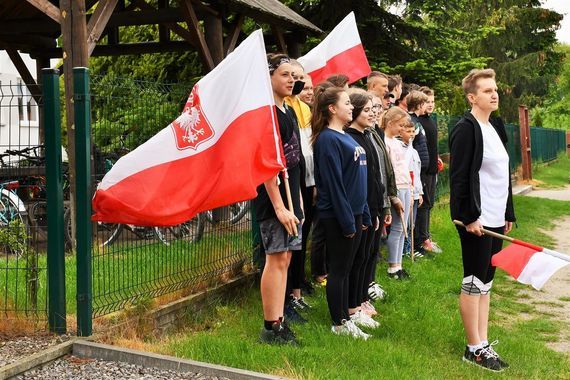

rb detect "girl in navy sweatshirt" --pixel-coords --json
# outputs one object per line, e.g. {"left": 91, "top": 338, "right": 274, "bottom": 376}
{"left": 312, "top": 86, "right": 371, "bottom": 340}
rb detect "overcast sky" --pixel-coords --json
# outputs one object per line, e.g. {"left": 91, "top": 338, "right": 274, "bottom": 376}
{"left": 543, "top": 0, "right": 570, "bottom": 44}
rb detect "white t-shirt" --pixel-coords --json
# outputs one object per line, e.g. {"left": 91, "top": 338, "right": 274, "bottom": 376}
{"left": 476, "top": 117, "right": 509, "bottom": 228}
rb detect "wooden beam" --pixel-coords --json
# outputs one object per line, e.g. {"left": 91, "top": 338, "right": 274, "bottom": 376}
{"left": 271, "top": 25, "right": 287, "bottom": 53}
{"left": 224, "top": 14, "right": 244, "bottom": 56}
{"left": 204, "top": 14, "right": 223, "bottom": 64}
{"left": 0, "top": 34, "right": 57, "bottom": 49}
{"left": 32, "top": 41, "right": 194, "bottom": 58}
{"left": 179, "top": 0, "right": 214, "bottom": 70}
{"left": 86, "top": 0, "right": 119, "bottom": 56}
{"left": 5, "top": 48, "right": 42, "bottom": 103}
{"left": 25, "top": 0, "right": 61, "bottom": 24}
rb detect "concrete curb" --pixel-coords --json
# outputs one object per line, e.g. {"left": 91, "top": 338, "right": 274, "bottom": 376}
{"left": 72, "top": 340, "right": 288, "bottom": 380}
{"left": 512, "top": 184, "right": 533, "bottom": 195}
{"left": 0, "top": 338, "right": 77, "bottom": 380}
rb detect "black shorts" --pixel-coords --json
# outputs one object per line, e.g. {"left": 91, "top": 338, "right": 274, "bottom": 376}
{"left": 457, "top": 225, "right": 504, "bottom": 294}
{"left": 259, "top": 218, "right": 302, "bottom": 254}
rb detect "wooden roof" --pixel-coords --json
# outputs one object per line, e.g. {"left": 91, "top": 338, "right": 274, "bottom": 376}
{"left": 0, "top": 1, "right": 321, "bottom": 47}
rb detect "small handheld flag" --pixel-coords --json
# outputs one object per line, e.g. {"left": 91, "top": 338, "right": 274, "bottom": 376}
{"left": 453, "top": 220, "right": 570, "bottom": 290}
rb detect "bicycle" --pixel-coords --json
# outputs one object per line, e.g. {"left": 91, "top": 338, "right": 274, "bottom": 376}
{"left": 0, "top": 179, "right": 29, "bottom": 256}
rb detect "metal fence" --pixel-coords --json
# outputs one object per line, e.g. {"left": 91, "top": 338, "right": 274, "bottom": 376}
{"left": 0, "top": 79, "right": 48, "bottom": 329}
{"left": 2, "top": 69, "right": 568, "bottom": 334}
{"left": 89, "top": 76, "right": 254, "bottom": 318}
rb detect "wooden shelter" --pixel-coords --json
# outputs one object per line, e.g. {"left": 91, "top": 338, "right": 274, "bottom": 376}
{"left": 0, "top": 0, "right": 321, "bottom": 240}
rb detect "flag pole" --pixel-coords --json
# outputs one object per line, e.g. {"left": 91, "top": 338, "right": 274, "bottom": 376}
{"left": 453, "top": 220, "right": 570, "bottom": 262}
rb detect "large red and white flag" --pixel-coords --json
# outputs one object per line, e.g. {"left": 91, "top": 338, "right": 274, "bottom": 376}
{"left": 297, "top": 12, "right": 371, "bottom": 85}
{"left": 92, "top": 30, "right": 284, "bottom": 226}
{"left": 492, "top": 242, "right": 570, "bottom": 290}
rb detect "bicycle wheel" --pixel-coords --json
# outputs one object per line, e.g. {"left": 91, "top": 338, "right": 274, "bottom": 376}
{"left": 229, "top": 200, "right": 250, "bottom": 224}
{"left": 172, "top": 214, "right": 204, "bottom": 243}
{"left": 28, "top": 201, "right": 48, "bottom": 240}
{"left": 0, "top": 192, "right": 29, "bottom": 257}
{"left": 97, "top": 222, "right": 123, "bottom": 247}
{"left": 153, "top": 227, "right": 170, "bottom": 246}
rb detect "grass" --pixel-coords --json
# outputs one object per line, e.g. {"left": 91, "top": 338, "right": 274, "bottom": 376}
{"left": 122, "top": 194, "right": 570, "bottom": 379}
{"left": 532, "top": 154, "right": 570, "bottom": 188}
{"left": 0, "top": 229, "right": 251, "bottom": 316}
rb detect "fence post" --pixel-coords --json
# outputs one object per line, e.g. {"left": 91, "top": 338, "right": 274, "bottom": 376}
{"left": 518, "top": 105, "right": 532, "bottom": 181}
{"left": 74, "top": 67, "right": 92, "bottom": 336}
{"left": 43, "top": 68, "right": 67, "bottom": 334}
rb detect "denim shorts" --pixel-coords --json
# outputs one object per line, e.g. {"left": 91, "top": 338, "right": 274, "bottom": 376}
{"left": 259, "top": 217, "right": 302, "bottom": 254}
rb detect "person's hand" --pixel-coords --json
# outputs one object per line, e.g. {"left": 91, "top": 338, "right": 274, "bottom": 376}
{"left": 362, "top": 225, "right": 369, "bottom": 231}
{"left": 276, "top": 208, "right": 299, "bottom": 236}
{"left": 374, "top": 216, "right": 380, "bottom": 231}
{"left": 344, "top": 233, "right": 355, "bottom": 238}
{"left": 392, "top": 199, "right": 404, "bottom": 214}
{"left": 384, "top": 214, "right": 392, "bottom": 226}
{"left": 504, "top": 221, "right": 513, "bottom": 234}
{"left": 418, "top": 196, "right": 423, "bottom": 207}
{"left": 466, "top": 220, "right": 483, "bottom": 236}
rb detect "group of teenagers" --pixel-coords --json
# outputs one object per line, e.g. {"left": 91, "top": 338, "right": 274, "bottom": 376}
{"left": 254, "top": 52, "right": 516, "bottom": 373}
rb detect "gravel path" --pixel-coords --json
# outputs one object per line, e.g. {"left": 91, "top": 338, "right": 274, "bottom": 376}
{"left": 16, "top": 355, "right": 232, "bottom": 380}
{"left": 0, "top": 335, "right": 70, "bottom": 367}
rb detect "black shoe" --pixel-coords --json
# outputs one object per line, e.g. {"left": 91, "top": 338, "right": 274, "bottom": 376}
{"left": 259, "top": 321, "right": 297, "bottom": 345}
{"left": 284, "top": 303, "right": 308, "bottom": 324}
{"left": 400, "top": 269, "right": 411, "bottom": 279}
{"left": 462, "top": 346, "right": 503, "bottom": 372}
{"left": 485, "top": 342, "right": 509, "bottom": 368}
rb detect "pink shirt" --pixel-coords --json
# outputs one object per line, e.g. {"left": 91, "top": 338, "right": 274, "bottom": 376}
{"left": 385, "top": 136, "right": 412, "bottom": 189}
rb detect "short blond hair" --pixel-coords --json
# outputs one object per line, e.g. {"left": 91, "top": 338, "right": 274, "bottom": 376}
{"left": 462, "top": 68, "right": 496, "bottom": 96}
{"left": 407, "top": 90, "right": 429, "bottom": 112}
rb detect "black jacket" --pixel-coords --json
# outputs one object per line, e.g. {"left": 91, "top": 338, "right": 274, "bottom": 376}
{"left": 449, "top": 111, "right": 516, "bottom": 226}
{"left": 418, "top": 114, "right": 439, "bottom": 175}
{"left": 410, "top": 113, "right": 430, "bottom": 171}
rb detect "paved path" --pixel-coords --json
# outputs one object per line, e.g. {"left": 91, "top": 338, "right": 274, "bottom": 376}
{"left": 525, "top": 184, "right": 570, "bottom": 201}
{"left": 520, "top": 184, "right": 570, "bottom": 354}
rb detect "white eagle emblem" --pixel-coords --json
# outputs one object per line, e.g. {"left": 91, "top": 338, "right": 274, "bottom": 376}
{"left": 171, "top": 84, "right": 215, "bottom": 150}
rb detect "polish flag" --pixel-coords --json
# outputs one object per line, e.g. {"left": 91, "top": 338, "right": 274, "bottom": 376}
{"left": 492, "top": 242, "right": 570, "bottom": 290}
{"left": 92, "top": 30, "right": 284, "bottom": 226}
{"left": 297, "top": 12, "right": 371, "bottom": 85}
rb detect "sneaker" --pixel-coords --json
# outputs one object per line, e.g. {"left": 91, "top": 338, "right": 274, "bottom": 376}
{"left": 372, "top": 283, "right": 387, "bottom": 300}
{"left": 411, "top": 250, "right": 424, "bottom": 258}
{"left": 284, "top": 303, "right": 307, "bottom": 324}
{"left": 423, "top": 239, "right": 443, "bottom": 254}
{"left": 387, "top": 269, "right": 409, "bottom": 280}
{"left": 297, "top": 297, "right": 312, "bottom": 309}
{"left": 368, "top": 282, "right": 387, "bottom": 301}
{"left": 403, "top": 250, "right": 411, "bottom": 258}
{"left": 331, "top": 319, "right": 370, "bottom": 340}
{"left": 350, "top": 310, "right": 380, "bottom": 329}
{"left": 289, "top": 297, "right": 306, "bottom": 311}
{"left": 462, "top": 346, "right": 503, "bottom": 372}
{"left": 259, "top": 322, "right": 297, "bottom": 345}
{"left": 361, "top": 301, "right": 377, "bottom": 316}
{"left": 485, "top": 340, "right": 509, "bottom": 368}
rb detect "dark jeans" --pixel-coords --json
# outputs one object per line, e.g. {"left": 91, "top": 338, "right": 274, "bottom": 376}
{"left": 415, "top": 173, "right": 437, "bottom": 246}
{"left": 323, "top": 215, "right": 362, "bottom": 325}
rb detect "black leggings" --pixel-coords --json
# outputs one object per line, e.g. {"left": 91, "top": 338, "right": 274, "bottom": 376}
{"left": 361, "top": 209, "right": 379, "bottom": 301}
{"left": 323, "top": 215, "right": 362, "bottom": 325}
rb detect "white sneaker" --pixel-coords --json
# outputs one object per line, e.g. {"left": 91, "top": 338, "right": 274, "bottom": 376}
{"left": 373, "top": 283, "right": 386, "bottom": 300}
{"left": 331, "top": 319, "right": 370, "bottom": 340}
{"left": 350, "top": 310, "right": 380, "bottom": 329}
{"left": 345, "top": 319, "right": 371, "bottom": 340}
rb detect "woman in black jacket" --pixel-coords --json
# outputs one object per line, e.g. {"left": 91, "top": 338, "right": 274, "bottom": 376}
{"left": 449, "top": 69, "right": 515, "bottom": 372}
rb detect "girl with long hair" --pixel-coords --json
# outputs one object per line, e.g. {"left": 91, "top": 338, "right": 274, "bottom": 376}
{"left": 312, "top": 87, "right": 372, "bottom": 339}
